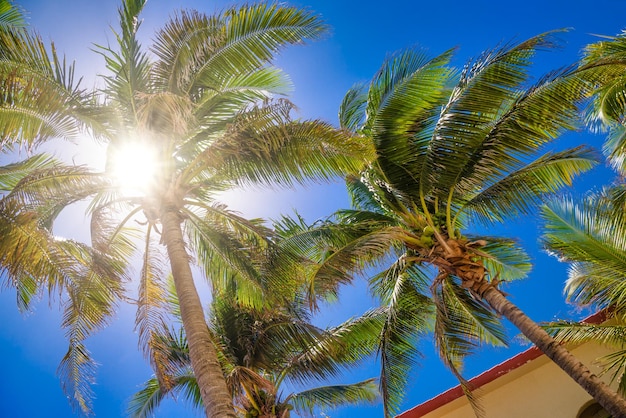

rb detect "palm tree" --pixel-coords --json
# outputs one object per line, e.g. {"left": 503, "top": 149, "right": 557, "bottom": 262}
{"left": 538, "top": 30, "right": 626, "bottom": 403}
{"left": 542, "top": 189, "right": 626, "bottom": 396}
{"left": 280, "top": 33, "right": 626, "bottom": 417}
{"left": 128, "top": 283, "right": 384, "bottom": 418}
{"left": 0, "top": 1, "right": 370, "bottom": 416}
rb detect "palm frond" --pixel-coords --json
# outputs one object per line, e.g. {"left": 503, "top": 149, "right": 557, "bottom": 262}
{"left": 185, "top": 206, "right": 269, "bottom": 308}
{"left": 364, "top": 48, "right": 455, "bottom": 200}
{"left": 339, "top": 82, "right": 368, "bottom": 132}
{"left": 545, "top": 321, "right": 626, "bottom": 346}
{"left": 353, "top": 166, "right": 413, "bottom": 216}
{"left": 284, "top": 308, "right": 385, "bottom": 385}
{"left": 200, "top": 4, "right": 325, "bottom": 95}
{"left": 464, "top": 146, "right": 598, "bottom": 224}
{"left": 432, "top": 277, "right": 494, "bottom": 417}
{"left": 152, "top": 3, "right": 326, "bottom": 97}
{"left": 128, "top": 371, "right": 201, "bottom": 418}
{"left": 429, "top": 32, "right": 590, "bottom": 199}
{"left": 57, "top": 240, "right": 126, "bottom": 416}
{"left": 288, "top": 379, "right": 379, "bottom": 416}
{"left": 127, "top": 377, "right": 167, "bottom": 418}
{"left": 191, "top": 66, "right": 291, "bottom": 130}
{"left": 0, "top": 27, "right": 87, "bottom": 147}
{"left": 0, "top": 205, "right": 90, "bottom": 306}
{"left": 89, "top": 203, "right": 140, "bottom": 259}
{"left": 441, "top": 277, "right": 507, "bottom": 349}
{"left": 188, "top": 99, "right": 371, "bottom": 189}
{"left": 95, "top": 0, "right": 151, "bottom": 126}
{"left": 345, "top": 173, "right": 390, "bottom": 214}
{"left": 366, "top": 47, "right": 454, "bottom": 137}
{"left": 279, "top": 215, "right": 401, "bottom": 307}
{"left": 473, "top": 237, "right": 532, "bottom": 282}
{"left": 135, "top": 226, "right": 173, "bottom": 389}
{"left": 5, "top": 163, "right": 110, "bottom": 228}
{"left": 0, "top": 0, "right": 24, "bottom": 32}
{"left": 542, "top": 193, "right": 626, "bottom": 263}
{"left": 0, "top": 154, "right": 58, "bottom": 192}
{"left": 373, "top": 264, "right": 433, "bottom": 417}
{"left": 57, "top": 341, "right": 97, "bottom": 415}
{"left": 567, "top": 263, "right": 626, "bottom": 312}
{"left": 545, "top": 321, "right": 626, "bottom": 396}
{"left": 542, "top": 192, "right": 626, "bottom": 310}
{"left": 602, "top": 123, "right": 626, "bottom": 175}
{"left": 581, "top": 31, "right": 626, "bottom": 125}
{"left": 151, "top": 9, "right": 221, "bottom": 95}
{"left": 600, "top": 349, "right": 626, "bottom": 396}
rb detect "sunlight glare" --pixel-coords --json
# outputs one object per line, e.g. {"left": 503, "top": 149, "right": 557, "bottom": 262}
{"left": 110, "top": 142, "right": 160, "bottom": 197}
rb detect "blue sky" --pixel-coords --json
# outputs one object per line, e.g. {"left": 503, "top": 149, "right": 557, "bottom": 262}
{"left": 1, "top": 0, "right": 626, "bottom": 417}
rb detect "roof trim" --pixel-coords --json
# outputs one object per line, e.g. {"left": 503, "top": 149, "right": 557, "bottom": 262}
{"left": 396, "top": 310, "right": 608, "bottom": 418}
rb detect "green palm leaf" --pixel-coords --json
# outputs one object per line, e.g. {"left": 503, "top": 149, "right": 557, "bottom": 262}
{"left": 345, "top": 173, "right": 404, "bottom": 216}
{"left": 372, "top": 263, "right": 432, "bottom": 417}
{"left": 135, "top": 227, "right": 175, "bottom": 389}
{"left": 542, "top": 192, "right": 626, "bottom": 310}
{"left": 0, "top": 28, "right": 87, "bottom": 147}
{"left": 474, "top": 237, "right": 532, "bottom": 282}
{"left": 284, "top": 308, "right": 385, "bottom": 385}
{"left": 428, "top": 33, "right": 583, "bottom": 198}
{"left": 151, "top": 3, "right": 327, "bottom": 97}
{"left": 5, "top": 163, "right": 110, "bottom": 228}
{"left": 0, "top": 154, "right": 58, "bottom": 192}
{"left": 339, "top": 83, "right": 368, "bottom": 132}
{"left": 185, "top": 205, "right": 271, "bottom": 308}
{"left": 128, "top": 377, "right": 167, "bottom": 418}
{"left": 128, "top": 373, "right": 201, "bottom": 418}
{"left": 288, "top": 379, "right": 379, "bottom": 416}
{"left": 465, "top": 146, "right": 598, "bottom": 224}
{"left": 95, "top": 0, "right": 151, "bottom": 127}
{"left": 190, "top": 100, "right": 371, "bottom": 189}
{"left": 364, "top": 49, "right": 455, "bottom": 200}
{"left": 57, "top": 239, "right": 126, "bottom": 415}
{"left": 0, "top": 0, "right": 25, "bottom": 31}
{"left": 582, "top": 30, "right": 626, "bottom": 124}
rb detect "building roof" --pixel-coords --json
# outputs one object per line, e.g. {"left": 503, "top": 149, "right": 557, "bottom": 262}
{"left": 396, "top": 310, "right": 608, "bottom": 418}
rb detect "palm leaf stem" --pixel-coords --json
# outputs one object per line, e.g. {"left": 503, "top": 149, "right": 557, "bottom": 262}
{"left": 446, "top": 187, "right": 455, "bottom": 234}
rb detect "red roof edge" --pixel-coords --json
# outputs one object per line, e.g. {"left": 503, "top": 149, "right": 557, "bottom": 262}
{"left": 396, "top": 310, "right": 608, "bottom": 418}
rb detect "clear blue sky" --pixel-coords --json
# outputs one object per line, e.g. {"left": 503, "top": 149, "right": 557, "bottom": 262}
{"left": 1, "top": 0, "right": 625, "bottom": 417}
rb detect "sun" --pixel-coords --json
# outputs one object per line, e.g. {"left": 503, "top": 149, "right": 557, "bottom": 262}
{"left": 109, "top": 142, "right": 160, "bottom": 197}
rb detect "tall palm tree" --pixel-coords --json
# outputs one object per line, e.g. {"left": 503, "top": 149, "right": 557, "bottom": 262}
{"left": 280, "top": 33, "right": 626, "bottom": 417}
{"left": 0, "top": 1, "right": 370, "bottom": 416}
{"left": 128, "top": 283, "right": 384, "bottom": 418}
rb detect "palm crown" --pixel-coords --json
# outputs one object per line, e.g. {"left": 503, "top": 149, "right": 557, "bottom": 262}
{"left": 128, "top": 282, "right": 384, "bottom": 418}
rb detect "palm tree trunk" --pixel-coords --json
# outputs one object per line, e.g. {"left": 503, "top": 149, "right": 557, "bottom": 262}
{"left": 161, "top": 208, "right": 236, "bottom": 418}
{"left": 480, "top": 285, "right": 626, "bottom": 418}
